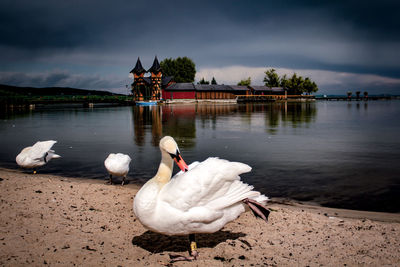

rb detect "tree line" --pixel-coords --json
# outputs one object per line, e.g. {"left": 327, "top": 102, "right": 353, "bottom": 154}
{"left": 239, "top": 69, "right": 318, "bottom": 94}
{"left": 159, "top": 57, "right": 318, "bottom": 94}
{"left": 198, "top": 77, "right": 217, "bottom": 85}
{"left": 263, "top": 68, "right": 318, "bottom": 94}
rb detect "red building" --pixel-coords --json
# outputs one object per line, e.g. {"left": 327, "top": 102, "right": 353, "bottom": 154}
{"left": 162, "top": 83, "right": 196, "bottom": 99}
{"left": 162, "top": 84, "right": 252, "bottom": 100}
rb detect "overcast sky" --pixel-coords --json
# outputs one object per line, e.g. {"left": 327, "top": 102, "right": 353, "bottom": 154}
{"left": 1, "top": 0, "right": 399, "bottom": 94}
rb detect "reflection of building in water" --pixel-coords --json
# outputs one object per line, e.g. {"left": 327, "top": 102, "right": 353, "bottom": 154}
{"left": 161, "top": 105, "right": 196, "bottom": 148}
{"left": 151, "top": 106, "right": 162, "bottom": 146}
{"left": 132, "top": 105, "right": 197, "bottom": 148}
{"left": 132, "top": 105, "right": 163, "bottom": 146}
{"left": 132, "top": 104, "right": 240, "bottom": 148}
{"left": 196, "top": 103, "right": 238, "bottom": 117}
{"left": 196, "top": 103, "right": 238, "bottom": 128}
{"left": 132, "top": 102, "right": 317, "bottom": 146}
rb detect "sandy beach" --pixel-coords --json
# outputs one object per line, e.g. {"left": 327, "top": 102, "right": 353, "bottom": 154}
{"left": 1, "top": 167, "right": 399, "bottom": 266}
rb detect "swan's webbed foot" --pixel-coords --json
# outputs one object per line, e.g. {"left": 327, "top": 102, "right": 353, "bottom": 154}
{"left": 107, "top": 174, "right": 113, "bottom": 185}
{"left": 168, "top": 234, "right": 198, "bottom": 263}
{"left": 169, "top": 252, "right": 198, "bottom": 263}
{"left": 190, "top": 249, "right": 199, "bottom": 259}
{"left": 121, "top": 176, "right": 126, "bottom": 186}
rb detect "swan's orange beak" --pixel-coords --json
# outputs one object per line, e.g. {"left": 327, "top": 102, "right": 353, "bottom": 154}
{"left": 174, "top": 153, "right": 189, "bottom": 172}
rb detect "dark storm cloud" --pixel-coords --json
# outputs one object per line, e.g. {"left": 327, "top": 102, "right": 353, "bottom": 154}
{"left": 2, "top": 1, "right": 398, "bottom": 50}
{"left": 0, "top": 0, "right": 399, "bottom": 91}
{"left": 0, "top": 1, "right": 89, "bottom": 49}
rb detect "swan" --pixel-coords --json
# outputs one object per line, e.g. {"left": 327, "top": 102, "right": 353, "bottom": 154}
{"left": 104, "top": 153, "right": 132, "bottom": 185}
{"left": 16, "top": 140, "right": 61, "bottom": 173}
{"left": 133, "top": 136, "right": 269, "bottom": 262}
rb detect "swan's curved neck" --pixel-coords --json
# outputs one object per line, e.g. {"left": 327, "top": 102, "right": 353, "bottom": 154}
{"left": 154, "top": 150, "right": 174, "bottom": 186}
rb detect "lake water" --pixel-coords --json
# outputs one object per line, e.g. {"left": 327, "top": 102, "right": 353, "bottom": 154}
{"left": 1, "top": 101, "right": 399, "bottom": 213}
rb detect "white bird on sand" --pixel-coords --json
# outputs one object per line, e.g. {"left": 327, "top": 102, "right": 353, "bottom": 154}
{"left": 104, "top": 153, "right": 132, "bottom": 185}
{"left": 133, "top": 136, "right": 269, "bottom": 262}
{"left": 16, "top": 140, "right": 61, "bottom": 173}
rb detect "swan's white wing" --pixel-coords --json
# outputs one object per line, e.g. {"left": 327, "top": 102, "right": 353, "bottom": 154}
{"left": 173, "top": 161, "right": 201, "bottom": 176}
{"left": 160, "top": 157, "right": 259, "bottom": 212}
{"left": 28, "top": 140, "right": 57, "bottom": 160}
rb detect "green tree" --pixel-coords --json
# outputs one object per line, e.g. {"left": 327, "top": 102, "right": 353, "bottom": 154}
{"left": 303, "top": 77, "right": 318, "bottom": 94}
{"left": 263, "top": 68, "right": 319, "bottom": 94}
{"left": 160, "top": 57, "right": 196, "bottom": 83}
{"left": 237, "top": 77, "right": 251, "bottom": 86}
{"left": 211, "top": 77, "right": 217, "bottom": 85}
{"left": 160, "top": 58, "right": 175, "bottom": 78}
{"left": 279, "top": 74, "right": 289, "bottom": 89}
{"left": 310, "top": 81, "right": 318, "bottom": 94}
{"left": 286, "top": 73, "right": 305, "bottom": 94}
{"left": 264, "top": 68, "right": 280, "bottom": 87}
{"left": 198, "top": 77, "right": 210, "bottom": 84}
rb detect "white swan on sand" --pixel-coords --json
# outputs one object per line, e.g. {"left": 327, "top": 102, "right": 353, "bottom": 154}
{"left": 133, "top": 136, "right": 269, "bottom": 262}
{"left": 16, "top": 140, "right": 61, "bottom": 173}
{"left": 104, "top": 153, "right": 131, "bottom": 185}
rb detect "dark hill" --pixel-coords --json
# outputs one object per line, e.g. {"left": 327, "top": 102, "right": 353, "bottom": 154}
{"left": 0, "top": 84, "right": 121, "bottom": 96}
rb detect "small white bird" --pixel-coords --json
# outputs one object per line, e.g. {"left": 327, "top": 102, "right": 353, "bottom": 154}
{"left": 133, "top": 136, "right": 269, "bottom": 262}
{"left": 104, "top": 153, "right": 132, "bottom": 185}
{"left": 16, "top": 140, "right": 61, "bottom": 173}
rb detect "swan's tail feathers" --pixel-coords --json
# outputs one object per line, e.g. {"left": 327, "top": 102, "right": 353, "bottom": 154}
{"left": 46, "top": 152, "right": 61, "bottom": 162}
{"left": 52, "top": 153, "right": 61, "bottom": 159}
{"left": 206, "top": 180, "right": 259, "bottom": 210}
{"left": 243, "top": 198, "right": 270, "bottom": 222}
{"left": 48, "top": 149, "right": 61, "bottom": 158}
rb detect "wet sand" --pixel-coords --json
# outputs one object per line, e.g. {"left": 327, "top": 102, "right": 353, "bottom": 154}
{"left": 1, "top": 167, "right": 399, "bottom": 266}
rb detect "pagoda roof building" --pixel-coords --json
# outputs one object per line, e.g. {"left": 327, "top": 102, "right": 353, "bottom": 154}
{"left": 147, "top": 56, "right": 162, "bottom": 73}
{"left": 130, "top": 57, "right": 146, "bottom": 74}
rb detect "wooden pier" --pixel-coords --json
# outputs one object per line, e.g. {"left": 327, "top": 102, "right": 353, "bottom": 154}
{"left": 315, "top": 96, "right": 394, "bottom": 101}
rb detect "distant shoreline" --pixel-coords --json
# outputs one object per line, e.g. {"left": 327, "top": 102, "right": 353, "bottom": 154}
{"left": 2, "top": 83, "right": 399, "bottom": 107}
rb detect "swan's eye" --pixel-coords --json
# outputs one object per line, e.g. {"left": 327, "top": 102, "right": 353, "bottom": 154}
{"left": 168, "top": 150, "right": 182, "bottom": 162}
